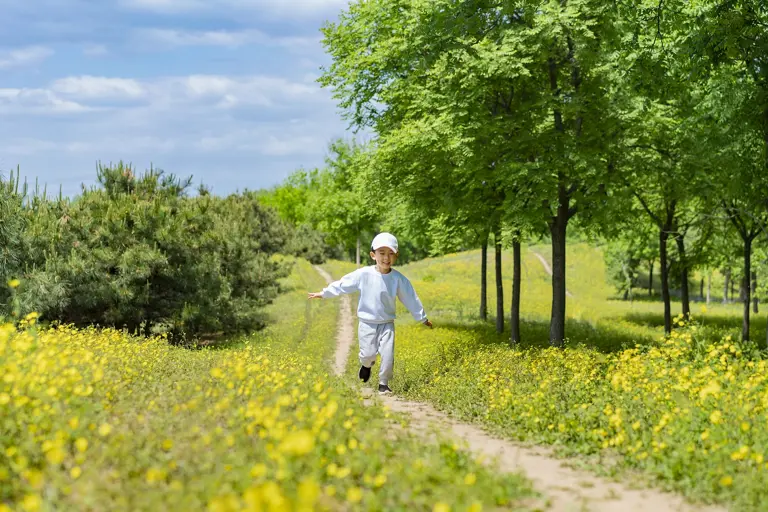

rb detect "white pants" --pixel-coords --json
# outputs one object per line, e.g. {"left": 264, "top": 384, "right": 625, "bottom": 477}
{"left": 358, "top": 320, "right": 395, "bottom": 386}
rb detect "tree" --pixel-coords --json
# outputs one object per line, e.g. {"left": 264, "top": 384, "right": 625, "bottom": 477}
{"left": 503, "top": 210, "right": 538, "bottom": 345}
{"left": 691, "top": 66, "right": 768, "bottom": 342}
{"left": 605, "top": 237, "right": 645, "bottom": 301}
{"left": 15, "top": 163, "right": 293, "bottom": 340}
{"left": 719, "top": 174, "right": 767, "bottom": 342}
{"left": 679, "top": 0, "right": 768, "bottom": 341}
{"left": 510, "top": 233, "right": 522, "bottom": 344}
{"left": 258, "top": 142, "right": 380, "bottom": 265}
{"left": 612, "top": 0, "right": 715, "bottom": 332}
{"left": 257, "top": 168, "right": 315, "bottom": 226}
{"left": 302, "top": 139, "right": 381, "bottom": 265}
{"left": 320, "top": 0, "right": 626, "bottom": 347}
{"left": 1, "top": 168, "right": 69, "bottom": 318}
{"left": 360, "top": 134, "right": 508, "bottom": 326}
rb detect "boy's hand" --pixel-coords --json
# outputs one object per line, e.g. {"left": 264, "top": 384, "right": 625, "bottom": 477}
{"left": 423, "top": 319, "right": 433, "bottom": 328}
{"left": 307, "top": 292, "right": 323, "bottom": 300}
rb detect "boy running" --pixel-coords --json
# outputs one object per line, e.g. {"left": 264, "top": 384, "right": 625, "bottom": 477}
{"left": 308, "top": 232, "right": 432, "bottom": 394}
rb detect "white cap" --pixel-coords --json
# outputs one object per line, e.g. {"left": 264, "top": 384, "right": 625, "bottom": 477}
{"left": 371, "top": 232, "right": 399, "bottom": 253}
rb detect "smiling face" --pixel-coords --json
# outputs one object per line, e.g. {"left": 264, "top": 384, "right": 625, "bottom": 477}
{"left": 370, "top": 246, "right": 398, "bottom": 273}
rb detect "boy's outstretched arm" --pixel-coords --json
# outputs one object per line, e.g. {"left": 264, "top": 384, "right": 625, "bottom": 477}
{"left": 308, "top": 270, "right": 361, "bottom": 301}
{"left": 397, "top": 277, "right": 433, "bottom": 328}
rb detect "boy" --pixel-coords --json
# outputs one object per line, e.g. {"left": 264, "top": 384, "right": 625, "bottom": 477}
{"left": 308, "top": 232, "right": 432, "bottom": 395}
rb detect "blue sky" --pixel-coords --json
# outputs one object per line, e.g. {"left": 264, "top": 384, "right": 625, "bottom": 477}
{"left": 0, "top": 0, "right": 359, "bottom": 196}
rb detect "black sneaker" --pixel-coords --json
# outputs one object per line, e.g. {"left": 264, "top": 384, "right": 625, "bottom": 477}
{"left": 358, "top": 365, "right": 371, "bottom": 383}
{"left": 378, "top": 384, "right": 393, "bottom": 395}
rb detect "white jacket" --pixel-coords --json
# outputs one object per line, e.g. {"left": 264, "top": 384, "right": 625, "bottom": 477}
{"left": 322, "top": 266, "right": 427, "bottom": 324}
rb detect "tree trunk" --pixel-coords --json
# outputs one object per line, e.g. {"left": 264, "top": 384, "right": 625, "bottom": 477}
{"left": 648, "top": 259, "right": 654, "bottom": 296}
{"left": 731, "top": 278, "right": 734, "bottom": 301}
{"left": 356, "top": 236, "right": 361, "bottom": 266}
{"left": 549, "top": 184, "right": 569, "bottom": 347}
{"left": 707, "top": 272, "right": 711, "bottom": 306}
{"left": 511, "top": 239, "right": 521, "bottom": 345}
{"left": 480, "top": 234, "right": 488, "bottom": 321}
{"left": 700, "top": 279, "right": 704, "bottom": 301}
{"left": 675, "top": 235, "right": 691, "bottom": 318}
{"left": 660, "top": 228, "right": 672, "bottom": 334}
{"left": 494, "top": 225, "right": 504, "bottom": 334}
{"left": 548, "top": 53, "right": 569, "bottom": 347}
{"left": 753, "top": 270, "right": 759, "bottom": 314}
{"left": 742, "top": 238, "right": 752, "bottom": 342}
{"left": 762, "top": 107, "right": 768, "bottom": 323}
{"left": 723, "top": 268, "right": 730, "bottom": 304}
{"left": 740, "top": 276, "right": 747, "bottom": 303}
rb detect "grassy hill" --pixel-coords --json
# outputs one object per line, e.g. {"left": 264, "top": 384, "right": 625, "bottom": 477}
{"left": 327, "top": 242, "right": 762, "bottom": 352}
{"left": 323, "top": 243, "right": 768, "bottom": 511}
{"left": 0, "top": 258, "right": 535, "bottom": 511}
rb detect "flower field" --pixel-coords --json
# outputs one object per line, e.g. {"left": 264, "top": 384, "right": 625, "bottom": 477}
{"left": 324, "top": 245, "right": 768, "bottom": 511}
{"left": 0, "top": 258, "right": 535, "bottom": 511}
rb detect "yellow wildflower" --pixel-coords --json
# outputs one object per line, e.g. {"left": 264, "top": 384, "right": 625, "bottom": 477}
{"left": 278, "top": 430, "right": 314, "bottom": 456}
{"left": 346, "top": 487, "right": 363, "bottom": 503}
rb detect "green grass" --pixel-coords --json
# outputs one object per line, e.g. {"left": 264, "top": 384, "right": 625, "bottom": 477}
{"left": 1, "top": 257, "right": 537, "bottom": 512}
{"left": 322, "top": 244, "right": 768, "bottom": 511}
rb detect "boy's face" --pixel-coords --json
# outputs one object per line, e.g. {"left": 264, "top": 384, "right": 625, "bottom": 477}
{"left": 370, "top": 247, "right": 398, "bottom": 271}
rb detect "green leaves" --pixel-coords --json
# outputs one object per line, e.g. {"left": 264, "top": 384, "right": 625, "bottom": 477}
{"left": 0, "top": 165, "right": 294, "bottom": 342}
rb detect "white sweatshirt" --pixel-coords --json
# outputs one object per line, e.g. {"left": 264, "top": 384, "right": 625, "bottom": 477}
{"left": 321, "top": 266, "right": 427, "bottom": 324}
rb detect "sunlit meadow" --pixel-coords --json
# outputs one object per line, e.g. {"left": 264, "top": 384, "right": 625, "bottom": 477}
{"left": 325, "top": 243, "right": 768, "bottom": 511}
{"left": 1, "top": 258, "right": 535, "bottom": 512}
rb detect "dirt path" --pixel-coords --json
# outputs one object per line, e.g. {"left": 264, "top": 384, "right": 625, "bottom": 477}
{"left": 314, "top": 266, "right": 354, "bottom": 376}
{"left": 531, "top": 250, "right": 574, "bottom": 298}
{"left": 314, "top": 266, "right": 726, "bottom": 512}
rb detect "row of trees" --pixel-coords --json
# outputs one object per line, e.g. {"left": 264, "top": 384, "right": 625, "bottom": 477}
{"left": 298, "top": 0, "right": 768, "bottom": 345}
{"left": 605, "top": 216, "right": 768, "bottom": 309}
{"left": 0, "top": 163, "right": 326, "bottom": 341}
{"left": 258, "top": 139, "right": 471, "bottom": 265}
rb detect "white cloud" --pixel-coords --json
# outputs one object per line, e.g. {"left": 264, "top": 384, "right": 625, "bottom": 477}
{"left": 0, "top": 73, "right": 326, "bottom": 118}
{"left": 135, "top": 28, "right": 319, "bottom": 51}
{"left": 123, "top": 0, "right": 199, "bottom": 10}
{"left": 140, "top": 28, "right": 257, "bottom": 47}
{"left": 261, "top": 134, "right": 325, "bottom": 156}
{"left": 121, "top": 0, "right": 349, "bottom": 17}
{"left": 0, "top": 87, "right": 91, "bottom": 114}
{"left": 47, "top": 74, "right": 321, "bottom": 109}
{"left": 52, "top": 76, "right": 146, "bottom": 99}
{"left": 0, "top": 1, "right": 350, "bottom": 195}
{"left": 196, "top": 129, "right": 325, "bottom": 155}
{"left": 1, "top": 73, "right": 340, "bottom": 157}
{"left": 0, "top": 46, "right": 53, "bottom": 69}
{"left": 0, "top": 136, "right": 176, "bottom": 156}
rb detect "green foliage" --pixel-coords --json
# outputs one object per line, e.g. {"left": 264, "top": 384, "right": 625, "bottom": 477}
{"left": 328, "top": 242, "right": 767, "bottom": 509}
{"left": 0, "top": 259, "right": 536, "bottom": 510}
{"left": 285, "top": 223, "right": 341, "bottom": 264}
{"left": 315, "top": 0, "right": 768, "bottom": 343}
{"left": 96, "top": 163, "right": 193, "bottom": 199}
{"left": 257, "top": 168, "right": 315, "bottom": 225}
{"left": 305, "top": 140, "right": 379, "bottom": 254}
{"left": 0, "top": 169, "right": 68, "bottom": 318}
{"left": 1, "top": 163, "right": 293, "bottom": 341}
{"left": 0, "top": 175, "right": 28, "bottom": 303}
{"left": 605, "top": 241, "right": 643, "bottom": 300}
